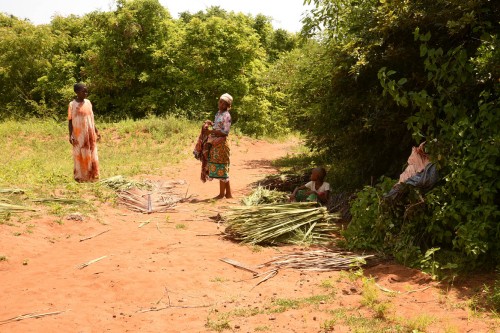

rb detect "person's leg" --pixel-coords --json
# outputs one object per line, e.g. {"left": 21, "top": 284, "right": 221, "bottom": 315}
{"left": 214, "top": 180, "right": 225, "bottom": 199}
{"left": 225, "top": 181, "right": 232, "bottom": 198}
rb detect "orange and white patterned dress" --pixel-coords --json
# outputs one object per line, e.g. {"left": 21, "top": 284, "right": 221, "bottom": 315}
{"left": 68, "top": 99, "right": 99, "bottom": 182}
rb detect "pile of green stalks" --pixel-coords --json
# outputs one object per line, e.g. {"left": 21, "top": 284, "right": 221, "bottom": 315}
{"left": 99, "top": 175, "right": 152, "bottom": 191}
{"left": 241, "top": 186, "right": 289, "bottom": 206}
{"left": 223, "top": 202, "right": 340, "bottom": 246}
{"left": 253, "top": 173, "right": 309, "bottom": 193}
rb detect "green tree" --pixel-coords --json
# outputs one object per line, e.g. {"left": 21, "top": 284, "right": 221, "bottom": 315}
{"left": 175, "top": 10, "right": 267, "bottom": 122}
{"left": 298, "top": 0, "right": 499, "bottom": 269}
{"left": 81, "top": 0, "right": 173, "bottom": 118}
{"left": 0, "top": 14, "right": 75, "bottom": 118}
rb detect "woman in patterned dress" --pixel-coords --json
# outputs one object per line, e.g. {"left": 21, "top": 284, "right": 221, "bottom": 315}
{"left": 207, "top": 93, "right": 233, "bottom": 199}
{"left": 68, "top": 83, "right": 100, "bottom": 182}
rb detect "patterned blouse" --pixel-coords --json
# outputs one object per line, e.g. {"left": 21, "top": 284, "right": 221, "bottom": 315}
{"left": 213, "top": 110, "right": 231, "bottom": 136}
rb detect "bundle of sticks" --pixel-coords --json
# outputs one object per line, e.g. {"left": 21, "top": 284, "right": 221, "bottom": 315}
{"left": 259, "top": 249, "right": 377, "bottom": 271}
{"left": 114, "top": 179, "right": 187, "bottom": 214}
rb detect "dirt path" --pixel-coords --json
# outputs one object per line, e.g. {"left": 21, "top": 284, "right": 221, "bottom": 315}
{"left": 0, "top": 137, "right": 497, "bottom": 333}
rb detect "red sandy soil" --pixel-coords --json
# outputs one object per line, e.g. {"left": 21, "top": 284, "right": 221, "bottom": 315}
{"left": 0, "top": 137, "right": 498, "bottom": 333}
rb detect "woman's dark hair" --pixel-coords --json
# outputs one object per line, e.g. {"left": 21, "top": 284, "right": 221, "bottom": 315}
{"left": 316, "top": 167, "right": 327, "bottom": 181}
{"left": 74, "top": 82, "right": 86, "bottom": 93}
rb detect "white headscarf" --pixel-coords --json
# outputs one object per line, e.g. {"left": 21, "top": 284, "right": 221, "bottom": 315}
{"left": 220, "top": 93, "right": 233, "bottom": 105}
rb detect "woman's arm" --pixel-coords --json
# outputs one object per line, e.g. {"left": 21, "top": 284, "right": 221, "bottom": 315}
{"left": 68, "top": 120, "right": 73, "bottom": 144}
{"left": 209, "top": 129, "right": 228, "bottom": 137}
{"left": 95, "top": 126, "right": 101, "bottom": 141}
{"left": 290, "top": 184, "right": 310, "bottom": 201}
{"left": 317, "top": 190, "right": 330, "bottom": 205}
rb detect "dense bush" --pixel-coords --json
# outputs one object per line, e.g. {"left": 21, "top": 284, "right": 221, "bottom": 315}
{"left": 337, "top": 1, "right": 499, "bottom": 270}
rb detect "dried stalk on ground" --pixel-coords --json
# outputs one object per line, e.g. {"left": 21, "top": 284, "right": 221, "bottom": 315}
{"left": 0, "top": 202, "right": 36, "bottom": 213}
{"left": 32, "top": 198, "right": 87, "bottom": 204}
{"left": 259, "top": 249, "right": 376, "bottom": 271}
{"left": 76, "top": 255, "right": 107, "bottom": 269}
{"left": 0, "top": 188, "right": 25, "bottom": 194}
{"left": 0, "top": 310, "right": 67, "bottom": 325}
{"left": 79, "top": 229, "right": 111, "bottom": 242}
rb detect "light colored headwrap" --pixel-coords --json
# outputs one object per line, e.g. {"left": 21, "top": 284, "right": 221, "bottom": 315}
{"left": 220, "top": 93, "right": 233, "bottom": 105}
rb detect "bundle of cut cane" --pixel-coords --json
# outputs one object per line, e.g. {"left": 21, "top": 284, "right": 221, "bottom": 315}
{"left": 223, "top": 202, "right": 340, "bottom": 245}
{"left": 253, "top": 173, "right": 308, "bottom": 192}
{"left": 242, "top": 186, "right": 289, "bottom": 206}
{"left": 259, "top": 249, "right": 376, "bottom": 271}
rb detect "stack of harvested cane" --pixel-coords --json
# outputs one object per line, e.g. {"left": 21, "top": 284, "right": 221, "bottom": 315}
{"left": 223, "top": 202, "right": 340, "bottom": 245}
{"left": 253, "top": 173, "right": 309, "bottom": 193}
{"left": 259, "top": 250, "right": 376, "bottom": 271}
{"left": 241, "top": 186, "right": 289, "bottom": 206}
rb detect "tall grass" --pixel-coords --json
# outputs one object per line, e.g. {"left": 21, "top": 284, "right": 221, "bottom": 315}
{"left": 0, "top": 116, "right": 199, "bottom": 195}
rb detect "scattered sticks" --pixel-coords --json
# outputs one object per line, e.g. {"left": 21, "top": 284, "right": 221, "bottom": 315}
{"left": 375, "top": 283, "right": 432, "bottom": 294}
{"left": 76, "top": 255, "right": 108, "bottom": 269}
{"left": 0, "top": 188, "right": 25, "bottom": 194}
{"left": 79, "top": 229, "right": 111, "bottom": 242}
{"left": 250, "top": 269, "right": 278, "bottom": 290}
{"left": 259, "top": 250, "right": 376, "bottom": 271}
{"left": 0, "top": 310, "right": 67, "bottom": 325}
{"left": 137, "top": 287, "right": 211, "bottom": 313}
{"left": 137, "top": 304, "right": 211, "bottom": 313}
{"left": 138, "top": 220, "right": 151, "bottom": 228}
{"left": 196, "top": 233, "right": 223, "bottom": 237}
{"left": 219, "top": 258, "right": 260, "bottom": 276}
{"left": 115, "top": 180, "right": 187, "bottom": 214}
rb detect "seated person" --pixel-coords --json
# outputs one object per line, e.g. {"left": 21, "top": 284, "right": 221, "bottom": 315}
{"left": 290, "top": 167, "right": 330, "bottom": 205}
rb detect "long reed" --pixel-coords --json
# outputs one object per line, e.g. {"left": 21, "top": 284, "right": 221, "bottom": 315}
{"left": 223, "top": 202, "right": 340, "bottom": 245}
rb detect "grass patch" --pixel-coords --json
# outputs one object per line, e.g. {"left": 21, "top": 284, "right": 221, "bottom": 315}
{"left": 321, "top": 318, "right": 337, "bottom": 331}
{"left": 210, "top": 277, "right": 228, "bottom": 283}
{"left": 205, "top": 311, "right": 231, "bottom": 332}
{"left": 0, "top": 116, "right": 199, "bottom": 221}
{"left": 270, "top": 294, "right": 332, "bottom": 313}
{"left": 0, "top": 117, "right": 198, "bottom": 194}
{"left": 360, "top": 277, "right": 391, "bottom": 319}
{"left": 360, "top": 277, "right": 380, "bottom": 307}
{"left": 400, "top": 313, "right": 436, "bottom": 331}
{"left": 175, "top": 223, "right": 187, "bottom": 230}
{"left": 230, "top": 307, "right": 262, "bottom": 318}
{"left": 337, "top": 268, "right": 364, "bottom": 282}
{"left": 320, "top": 279, "right": 336, "bottom": 292}
{"left": 249, "top": 245, "right": 263, "bottom": 253}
